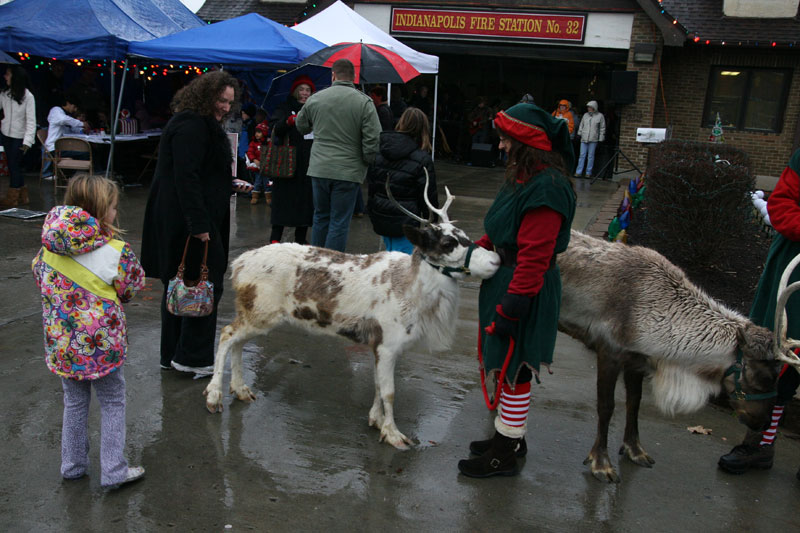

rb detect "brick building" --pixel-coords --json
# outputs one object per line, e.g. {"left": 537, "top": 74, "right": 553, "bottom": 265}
{"left": 197, "top": 0, "right": 800, "bottom": 178}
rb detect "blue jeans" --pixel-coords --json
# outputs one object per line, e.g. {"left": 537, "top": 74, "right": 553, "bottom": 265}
{"left": 252, "top": 172, "right": 270, "bottom": 193}
{"left": 382, "top": 236, "right": 414, "bottom": 254}
{"left": 576, "top": 141, "right": 598, "bottom": 176}
{"left": 1, "top": 133, "right": 24, "bottom": 187}
{"left": 311, "top": 177, "right": 360, "bottom": 252}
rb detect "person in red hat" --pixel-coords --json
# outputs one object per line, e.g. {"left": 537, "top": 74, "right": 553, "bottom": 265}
{"left": 458, "top": 103, "right": 576, "bottom": 478}
{"left": 246, "top": 121, "right": 271, "bottom": 204}
{"left": 265, "top": 75, "right": 317, "bottom": 244}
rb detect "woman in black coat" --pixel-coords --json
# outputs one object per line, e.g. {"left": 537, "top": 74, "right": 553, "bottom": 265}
{"left": 140, "top": 71, "right": 252, "bottom": 376}
{"left": 268, "top": 76, "right": 315, "bottom": 244}
{"left": 366, "top": 107, "right": 438, "bottom": 254}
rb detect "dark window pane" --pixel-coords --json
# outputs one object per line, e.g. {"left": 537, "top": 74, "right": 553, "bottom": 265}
{"left": 743, "top": 70, "right": 785, "bottom": 131}
{"left": 705, "top": 69, "right": 746, "bottom": 127}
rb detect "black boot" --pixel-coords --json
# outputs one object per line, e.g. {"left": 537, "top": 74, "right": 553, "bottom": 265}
{"left": 717, "top": 443, "right": 774, "bottom": 474}
{"left": 470, "top": 435, "right": 527, "bottom": 457}
{"left": 458, "top": 432, "right": 520, "bottom": 478}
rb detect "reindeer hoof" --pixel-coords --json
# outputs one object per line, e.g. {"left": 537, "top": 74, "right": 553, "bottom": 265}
{"left": 204, "top": 386, "right": 224, "bottom": 413}
{"left": 585, "top": 453, "right": 620, "bottom": 483}
{"left": 379, "top": 426, "right": 412, "bottom": 450}
{"left": 592, "top": 468, "right": 621, "bottom": 483}
{"left": 619, "top": 444, "right": 655, "bottom": 468}
{"left": 231, "top": 385, "right": 256, "bottom": 403}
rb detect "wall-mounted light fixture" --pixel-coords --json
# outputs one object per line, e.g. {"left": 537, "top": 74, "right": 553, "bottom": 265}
{"left": 633, "top": 43, "right": 657, "bottom": 63}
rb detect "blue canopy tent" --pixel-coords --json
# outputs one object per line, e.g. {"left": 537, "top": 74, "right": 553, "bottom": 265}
{"left": 0, "top": 0, "right": 204, "bottom": 178}
{"left": 128, "top": 13, "right": 325, "bottom": 67}
{"left": 129, "top": 14, "right": 326, "bottom": 128}
{"left": 0, "top": 0, "right": 203, "bottom": 60}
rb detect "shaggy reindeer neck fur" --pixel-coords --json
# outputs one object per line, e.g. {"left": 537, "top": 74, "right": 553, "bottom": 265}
{"left": 408, "top": 250, "right": 461, "bottom": 351}
{"left": 559, "top": 230, "right": 756, "bottom": 416}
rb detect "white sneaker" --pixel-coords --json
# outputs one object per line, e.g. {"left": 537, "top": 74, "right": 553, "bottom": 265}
{"left": 105, "top": 466, "right": 145, "bottom": 490}
{"left": 170, "top": 360, "right": 214, "bottom": 377}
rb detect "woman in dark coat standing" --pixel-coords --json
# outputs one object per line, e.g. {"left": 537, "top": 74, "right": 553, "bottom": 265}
{"left": 366, "top": 106, "right": 438, "bottom": 254}
{"left": 141, "top": 70, "right": 252, "bottom": 376}
{"left": 268, "top": 75, "right": 315, "bottom": 244}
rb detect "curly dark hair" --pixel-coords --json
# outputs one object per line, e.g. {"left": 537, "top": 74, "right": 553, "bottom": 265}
{"left": 501, "top": 135, "right": 569, "bottom": 185}
{"left": 170, "top": 70, "right": 240, "bottom": 118}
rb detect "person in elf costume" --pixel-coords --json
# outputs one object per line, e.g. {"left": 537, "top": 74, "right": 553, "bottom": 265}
{"left": 458, "top": 103, "right": 576, "bottom": 478}
{"left": 717, "top": 149, "right": 800, "bottom": 478}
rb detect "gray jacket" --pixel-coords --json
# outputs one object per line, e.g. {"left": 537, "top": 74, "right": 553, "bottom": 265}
{"left": 296, "top": 80, "right": 382, "bottom": 183}
{"left": 577, "top": 103, "right": 606, "bottom": 143}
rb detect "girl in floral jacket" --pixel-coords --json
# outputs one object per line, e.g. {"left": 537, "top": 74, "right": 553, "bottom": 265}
{"left": 32, "top": 174, "right": 146, "bottom": 490}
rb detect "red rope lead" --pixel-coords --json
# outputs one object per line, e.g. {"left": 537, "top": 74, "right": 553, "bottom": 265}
{"left": 477, "top": 323, "right": 516, "bottom": 411}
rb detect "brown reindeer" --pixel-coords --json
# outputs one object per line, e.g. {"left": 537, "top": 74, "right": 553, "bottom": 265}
{"left": 558, "top": 230, "right": 800, "bottom": 482}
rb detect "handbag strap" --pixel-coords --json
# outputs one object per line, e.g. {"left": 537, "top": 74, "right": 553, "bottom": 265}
{"left": 177, "top": 236, "right": 210, "bottom": 282}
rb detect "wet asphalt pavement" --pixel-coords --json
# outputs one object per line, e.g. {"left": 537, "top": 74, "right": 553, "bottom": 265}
{"left": 1, "top": 162, "right": 799, "bottom": 532}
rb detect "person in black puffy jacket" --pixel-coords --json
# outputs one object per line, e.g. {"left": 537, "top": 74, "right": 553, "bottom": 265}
{"left": 366, "top": 107, "right": 438, "bottom": 254}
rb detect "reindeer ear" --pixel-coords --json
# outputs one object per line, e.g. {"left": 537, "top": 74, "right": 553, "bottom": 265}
{"left": 402, "top": 225, "right": 427, "bottom": 248}
{"left": 738, "top": 323, "right": 774, "bottom": 360}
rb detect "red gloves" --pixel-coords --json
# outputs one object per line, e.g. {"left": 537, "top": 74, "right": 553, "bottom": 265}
{"left": 286, "top": 114, "right": 296, "bottom": 127}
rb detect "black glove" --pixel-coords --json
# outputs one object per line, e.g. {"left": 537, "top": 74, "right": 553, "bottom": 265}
{"left": 490, "top": 293, "right": 532, "bottom": 340}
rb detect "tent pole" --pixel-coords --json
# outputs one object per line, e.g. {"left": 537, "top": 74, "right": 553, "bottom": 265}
{"left": 432, "top": 75, "right": 438, "bottom": 161}
{"left": 106, "top": 59, "right": 115, "bottom": 179}
{"left": 107, "top": 57, "right": 128, "bottom": 181}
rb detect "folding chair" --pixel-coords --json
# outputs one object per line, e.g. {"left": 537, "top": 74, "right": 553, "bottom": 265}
{"left": 54, "top": 137, "right": 93, "bottom": 191}
{"left": 37, "top": 128, "right": 56, "bottom": 182}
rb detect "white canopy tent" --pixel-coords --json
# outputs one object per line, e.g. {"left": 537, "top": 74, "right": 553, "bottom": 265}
{"left": 294, "top": 1, "right": 442, "bottom": 157}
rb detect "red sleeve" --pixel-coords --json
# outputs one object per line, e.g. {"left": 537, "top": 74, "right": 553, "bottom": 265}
{"left": 507, "top": 207, "right": 563, "bottom": 296}
{"left": 246, "top": 141, "right": 260, "bottom": 162}
{"left": 767, "top": 165, "right": 800, "bottom": 241}
{"left": 475, "top": 234, "right": 494, "bottom": 250}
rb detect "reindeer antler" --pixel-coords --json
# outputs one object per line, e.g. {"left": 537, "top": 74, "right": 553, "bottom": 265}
{"left": 421, "top": 167, "right": 454, "bottom": 224}
{"left": 385, "top": 174, "right": 430, "bottom": 226}
{"left": 773, "top": 252, "right": 800, "bottom": 368}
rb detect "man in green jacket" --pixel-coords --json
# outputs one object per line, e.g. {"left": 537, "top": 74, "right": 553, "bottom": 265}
{"left": 296, "top": 59, "right": 382, "bottom": 252}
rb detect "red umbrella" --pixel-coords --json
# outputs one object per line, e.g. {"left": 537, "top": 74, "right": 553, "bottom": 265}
{"left": 300, "top": 42, "right": 420, "bottom": 84}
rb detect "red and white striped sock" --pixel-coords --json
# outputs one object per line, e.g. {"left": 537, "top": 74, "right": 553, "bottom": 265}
{"left": 759, "top": 404, "right": 784, "bottom": 447}
{"left": 499, "top": 381, "right": 531, "bottom": 429}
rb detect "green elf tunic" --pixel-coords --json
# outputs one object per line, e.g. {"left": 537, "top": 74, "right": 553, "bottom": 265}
{"left": 479, "top": 168, "right": 576, "bottom": 384}
{"left": 749, "top": 149, "right": 800, "bottom": 337}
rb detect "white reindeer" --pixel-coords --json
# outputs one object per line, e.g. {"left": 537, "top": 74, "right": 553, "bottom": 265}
{"left": 203, "top": 179, "right": 500, "bottom": 449}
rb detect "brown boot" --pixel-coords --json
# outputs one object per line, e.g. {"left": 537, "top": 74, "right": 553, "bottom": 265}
{"left": 265, "top": 191, "right": 272, "bottom": 206}
{"left": 0, "top": 187, "right": 20, "bottom": 208}
{"left": 250, "top": 191, "right": 261, "bottom": 205}
{"left": 18, "top": 186, "right": 29, "bottom": 205}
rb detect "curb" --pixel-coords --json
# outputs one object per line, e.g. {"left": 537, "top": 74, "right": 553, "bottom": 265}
{"left": 585, "top": 178, "right": 628, "bottom": 239}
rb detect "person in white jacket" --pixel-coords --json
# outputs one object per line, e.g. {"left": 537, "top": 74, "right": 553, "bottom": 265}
{"left": 575, "top": 100, "right": 606, "bottom": 178}
{"left": 0, "top": 66, "right": 36, "bottom": 207}
{"left": 42, "top": 92, "right": 89, "bottom": 178}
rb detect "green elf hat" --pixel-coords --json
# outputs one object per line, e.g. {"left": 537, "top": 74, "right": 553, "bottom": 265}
{"left": 494, "top": 103, "right": 575, "bottom": 172}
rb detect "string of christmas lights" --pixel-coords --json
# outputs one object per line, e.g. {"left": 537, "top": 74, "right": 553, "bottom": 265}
{"left": 657, "top": 0, "right": 797, "bottom": 48}
{"left": 15, "top": 52, "right": 211, "bottom": 79}
{"left": 294, "top": 1, "right": 321, "bottom": 25}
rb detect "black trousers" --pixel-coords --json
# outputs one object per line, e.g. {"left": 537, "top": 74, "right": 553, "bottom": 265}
{"left": 159, "top": 281, "right": 223, "bottom": 368}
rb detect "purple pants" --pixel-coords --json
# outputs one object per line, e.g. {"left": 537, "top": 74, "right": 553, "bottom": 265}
{"left": 60, "top": 369, "right": 128, "bottom": 487}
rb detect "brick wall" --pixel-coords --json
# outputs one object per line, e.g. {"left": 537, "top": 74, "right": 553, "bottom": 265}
{"left": 652, "top": 46, "right": 800, "bottom": 177}
{"left": 617, "top": 12, "right": 662, "bottom": 172}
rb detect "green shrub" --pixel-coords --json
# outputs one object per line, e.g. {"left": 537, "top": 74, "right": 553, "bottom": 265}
{"left": 645, "top": 141, "right": 755, "bottom": 269}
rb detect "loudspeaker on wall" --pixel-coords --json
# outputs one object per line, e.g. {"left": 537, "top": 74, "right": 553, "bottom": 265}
{"left": 610, "top": 71, "right": 638, "bottom": 104}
